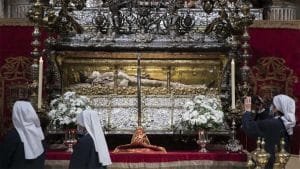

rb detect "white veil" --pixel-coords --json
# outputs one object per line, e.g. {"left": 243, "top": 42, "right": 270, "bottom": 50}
{"left": 76, "top": 110, "right": 112, "bottom": 166}
{"left": 12, "top": 101, "right": 45, "bottom": 159}
{"left": 273, "top": 95, "right": 296, "bottom": 135}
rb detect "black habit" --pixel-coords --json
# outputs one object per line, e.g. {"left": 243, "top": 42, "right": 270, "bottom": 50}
{"left": 0, "top": 128, "right": 45, "bottom": 169}
{"left": 69, "top": 134, "right": 107, "bottom": 169}
{"left": 242, "top": 112, "right": 290, "bottom": 169}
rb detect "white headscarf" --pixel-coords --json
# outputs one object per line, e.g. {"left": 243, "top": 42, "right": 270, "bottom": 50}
{"left": 76, "top": 110, "right": 112, "bottom": 166}
{"left": 273, "top": 95, "right": 296, "bottom": 135}
{"left": 12, "top": 101, "right": 45, "bottom": 159}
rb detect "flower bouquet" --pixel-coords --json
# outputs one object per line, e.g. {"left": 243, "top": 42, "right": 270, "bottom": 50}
{"left": 48, "top": 91, "right": 91, "bottom": 129}
{"left": 180, "top": 95, "right": 224, "bottom": 131}
{"left": 180, "top": 95, "right": 224, "bottom": 152}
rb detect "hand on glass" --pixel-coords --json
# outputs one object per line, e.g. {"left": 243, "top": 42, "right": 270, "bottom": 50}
{"left": 244, "top": 96, "right": 251, "bottom": 112}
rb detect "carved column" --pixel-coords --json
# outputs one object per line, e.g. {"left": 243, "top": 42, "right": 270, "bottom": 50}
{"left": 0, "top": 0, "right": 4, "bottom": 18}
{"left": 268, "top": 0, "right": 296, "bottom": 21}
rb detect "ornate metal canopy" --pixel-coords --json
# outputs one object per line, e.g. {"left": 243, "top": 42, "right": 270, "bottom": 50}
{"left": 27, "top": 0, "right": 262, "bottom": 50}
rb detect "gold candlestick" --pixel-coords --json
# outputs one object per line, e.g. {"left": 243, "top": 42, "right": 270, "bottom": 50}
{"left": 226, "top": 108, "right": 243, "bottom": 152}
{"left": 256, "top": 138, "right": 270, "bottom": 169}
{"left": 277, "top": 138, "right": 290, "bottom": 169}
{"left": 252, "top": 137, "right": 261, "bottom": 163}
{"left": 247, "top": 137, "right": 261, "bottom": 169}
{"left": 274, "top": 145, "right": 281, "bottom": 169}
{"left": 27, "top": 0, "right": 44, "bottom": 110}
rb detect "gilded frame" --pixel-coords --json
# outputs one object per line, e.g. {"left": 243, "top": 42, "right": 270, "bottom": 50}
{"left": 56, "top": 51, "right": 228, "bottom": 95}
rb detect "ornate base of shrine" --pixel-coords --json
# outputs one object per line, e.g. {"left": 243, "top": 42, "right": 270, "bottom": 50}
{"left": 46, "top": 131, "right": 230, "bottom": 151}
{"left": 45, "top": 151, "right": 248, "bottom": 169}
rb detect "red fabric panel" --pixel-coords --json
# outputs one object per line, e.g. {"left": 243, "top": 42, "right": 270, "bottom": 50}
{"left": 291, "top": 126, "right": 300, "bottom": 155}
{"left": 110, "top": 151, "right": 247, "bottom": 162}
{"left": 247, "top": 28, "right": 300, "bottom": 154}
{"left": 46, "top": 151, "right": 247, "bottom": 162}
{"left": 0, "top": 26, "right": 34, "bottom": 132}
{"left": 0, "top": 26, "right": 33, "bottom": 65}
{"left": 46, "top": 151, "right": 71, "bottom": 160}
{"left": 249, "top": 28, "right": 300, "bottom": 119}
{"left": 0, "top": 26, "right": 47, "bottom": 132}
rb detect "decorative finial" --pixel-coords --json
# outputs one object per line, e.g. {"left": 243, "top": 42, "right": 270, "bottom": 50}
{"left": 256, "top": 138, "right": 270, "bottom": 169}
{"left": 277, "top": 138, "right": 290, "bottom": 168}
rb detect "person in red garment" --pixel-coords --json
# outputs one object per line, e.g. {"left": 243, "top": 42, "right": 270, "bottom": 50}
{"left": 0, "top": 100, "right": 45, "bottom": 169}
{"left": 113, "top": 126, "right": 166, "bottom": 153}
{"left": 69, "top": 110, "right": 112, "bottom": 169}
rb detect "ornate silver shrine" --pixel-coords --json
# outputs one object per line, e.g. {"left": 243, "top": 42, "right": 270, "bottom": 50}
{"left": 27, "top": 0, "right": 263, "bottom": 133}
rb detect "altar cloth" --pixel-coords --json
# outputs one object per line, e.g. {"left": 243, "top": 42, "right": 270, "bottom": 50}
{"left": 45, "top": 151, "right": 248, "bottom": 169}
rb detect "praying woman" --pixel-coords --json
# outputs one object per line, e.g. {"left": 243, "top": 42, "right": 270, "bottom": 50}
{"left": 0, "top": 101, "right": 45, "bottom": 169}
{"left": 242, "top": 94, "right": 296, "bottom": 169}
{"left": 69, "top": 110, "right": 112, "bottom": 169}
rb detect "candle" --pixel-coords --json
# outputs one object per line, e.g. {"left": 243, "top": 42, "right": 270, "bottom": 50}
{"left": 231, "top": 59, "right": 236, "bottom": 109}
{"left": 38, "top": 56, "right": 43, "bottom": 110}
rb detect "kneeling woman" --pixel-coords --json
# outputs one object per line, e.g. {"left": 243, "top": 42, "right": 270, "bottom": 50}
{"left": 69, "top": 110, "right": 112, "bottom": 169}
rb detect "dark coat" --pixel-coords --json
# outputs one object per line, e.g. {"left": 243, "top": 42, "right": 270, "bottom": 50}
{"left": 242, "top": 112, "right": 290, "bottom": 169}
{"left": 254, "top": 108, "right": 273, "bottom": 121}
{"left": 0, "top": 128, "right": 45, "bottom": 169}
{"left": 69, "top": 134, "right": 107, "bottom": 169}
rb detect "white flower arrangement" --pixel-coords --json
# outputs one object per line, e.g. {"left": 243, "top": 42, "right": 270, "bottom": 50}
{"left": 180, "top": 95, "right": 224, "bottom": 131}
{"left": 48, "top": 91, "right": 91, "bottom": 126}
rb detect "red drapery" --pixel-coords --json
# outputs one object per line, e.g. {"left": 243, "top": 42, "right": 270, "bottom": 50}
{"left": 0, "top": 26, "right": 34, "bottom": 65}
{"left": 46, "top": 151, "right": 247, "bottom": 169}
{"left": 0, "top": 26, "right": 47, "bottom": 133}
{"left": 46, "top": 151, "right": 247, "bottom": 162}
{"left": 248, "top": 28, "right": 300, "bottom": 108}
{"left": 245, "top": 28, "right": 300, "bottom": 154}
{"left": 0, "top": 26, "right": 33, "bottom": 136}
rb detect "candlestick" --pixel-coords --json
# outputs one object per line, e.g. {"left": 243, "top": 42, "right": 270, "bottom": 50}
{"left": 38, "top": 56, "right": 43, "bottom": 109}
{"left": 231, "top": 59, "right": 236, "bottom": 109}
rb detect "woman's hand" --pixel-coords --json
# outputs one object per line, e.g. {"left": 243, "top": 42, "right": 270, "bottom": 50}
{"left": 244, "top": 96, "right": 252, "bottom": 112}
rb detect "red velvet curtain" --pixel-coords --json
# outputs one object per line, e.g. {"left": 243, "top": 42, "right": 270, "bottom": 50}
{"left": 246, "top": 28, "right": 300, "bottom": 154}
{"left": 0, "top": 26, "right": 34, "bottom": 65}
{"left": 46, "top": 150, "right": 247, "bottom": 161}
{"left": 0, "top": 26, "right": 47, "bottom": 137}
{"left": 249, "top": 28, "right": 300, "bottom": 109}
{"left": 0, "top": 26, "right": 33, "bottom": 136}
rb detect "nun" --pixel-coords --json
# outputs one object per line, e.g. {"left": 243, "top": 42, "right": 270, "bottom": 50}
{"left": 242, "top": 94, "right": 296, "bottom": 169}
{"left": 69, "top": 110, "right": 112, "bottom": 169}
{"left": 0, "top": 101, "right": 45, "bottom": 169}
